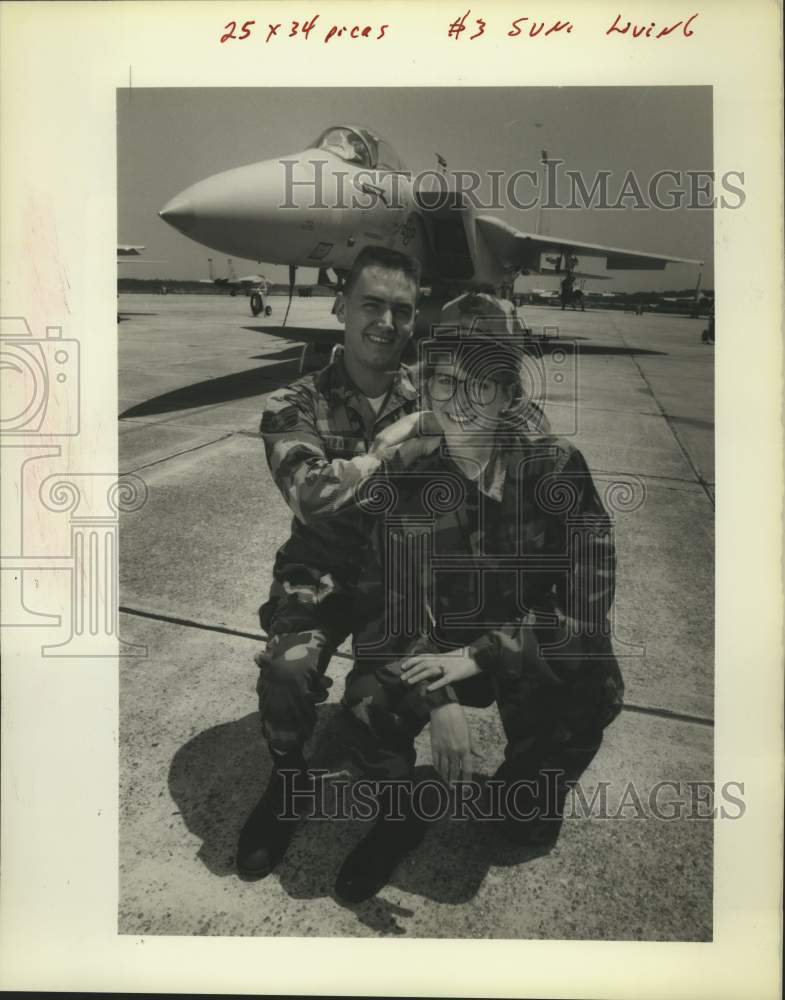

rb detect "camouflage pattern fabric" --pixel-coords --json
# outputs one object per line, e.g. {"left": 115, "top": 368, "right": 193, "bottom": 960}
{"left": 343, "top": 431, "right": 625, "bottom": 781}
{"left": 260, "top": 351, "right": 421, "bottom": 587}
{"left": 257, "top": 350, "right": 561, "bottom": 754}
{"left": 255, "top": 579, "right": 357, "bottom": 753}
{"left": 256, "top": 353, "right": 423, "bottom": 750}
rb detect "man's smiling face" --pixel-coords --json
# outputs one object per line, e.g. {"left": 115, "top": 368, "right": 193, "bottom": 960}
{"left": 336, "top": 265, "right": 417, "bottom": 376}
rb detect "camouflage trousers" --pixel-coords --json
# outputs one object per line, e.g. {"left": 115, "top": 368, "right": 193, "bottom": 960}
{"left": 341, "top": 655, "right": 607, "bottom": 831}
{"left": 255, "top": 578, "right": 356, "bottom": 754}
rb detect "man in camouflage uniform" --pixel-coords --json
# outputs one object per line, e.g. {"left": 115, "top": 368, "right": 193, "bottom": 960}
{"left": 237, "top": 246, "right": 439, "bottom": 878}
{"left": 334, "top": 321, "right": 624, "bottom": 902}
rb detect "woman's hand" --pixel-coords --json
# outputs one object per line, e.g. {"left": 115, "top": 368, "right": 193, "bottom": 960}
{"left": 400, "top": 649, "right": 481, "bottom": 691}
{"left": 429, "top": 703, "right": 474, "bottom": 784}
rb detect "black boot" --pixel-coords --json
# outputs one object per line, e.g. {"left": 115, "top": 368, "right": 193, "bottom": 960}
{"left": 335, "top": 786, "right": 426, "bottom": 903}
{"left": 493, "top": 758, "right": 567, "bottom": 849}
{"left": 236, "top": 750, "right": 307, "bottom": 879}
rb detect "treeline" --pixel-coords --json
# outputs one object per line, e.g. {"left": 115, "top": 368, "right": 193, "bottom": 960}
{"left": 117, "top": 278, "right": 334, "bottom": 296}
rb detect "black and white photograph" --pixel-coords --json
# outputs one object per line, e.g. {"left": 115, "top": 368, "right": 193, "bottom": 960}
{"left": 117, "top": 85, "right": 717, "bottom": 938}
{"left": 1, "top": 2, "right": 782, "bottom": 996}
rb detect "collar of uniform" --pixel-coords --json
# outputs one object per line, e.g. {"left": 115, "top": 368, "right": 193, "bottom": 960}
{"left": 479, "top": 446, "right": 507, "bottom": 501}
{"left": 436, "top": 439, "right": 507, "bottom": 502}
{"left": 327, "top": 351, "right": 417, "bottom": 417}
{"left": 380, "top": 362, "right": 418, "bottom": 419}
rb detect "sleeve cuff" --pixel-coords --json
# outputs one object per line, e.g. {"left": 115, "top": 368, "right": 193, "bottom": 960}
{"left": 466, "top": 633, "right": 497, "bottom": 672}
{"left": 400, "top": 678, "right": 458, "bottom": 725}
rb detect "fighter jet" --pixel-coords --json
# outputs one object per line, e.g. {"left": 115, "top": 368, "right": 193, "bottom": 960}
{"left": 200, "top": 257, "right": 271, "bottom": 296}
{"left": 117, "top": 245, "right": 166, "bottom": 266}
{"left": 159, "top": 123, "right": 702, "bottom": 323}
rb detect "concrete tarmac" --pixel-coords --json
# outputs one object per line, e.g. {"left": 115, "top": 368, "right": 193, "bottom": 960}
{"left": 118, "top": 292, "right": 714, "bottom": 939}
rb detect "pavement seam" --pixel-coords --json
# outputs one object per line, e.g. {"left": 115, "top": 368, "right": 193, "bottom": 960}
{"left": 120, "top": 604, "right": 264, "bottom": 641}
{"left": 118, "top": 606, "right": 712, "bottom": 726}
{"left": 119, "top": 398, "right": 264, "bottom": 427}
{"left": 593, "top": 469, "right": 714, "bottom": 494}
{"left": 118, "top": 604, "right": 355, "bottom": 659}
{"left": 616, "top": 328, "right": 714, "bottom": 507}
{"left": 120, "top": 432, "right": 236, "bottom": 475}
{"left": 620, "top": 703, "right": 713, "bottom": 727}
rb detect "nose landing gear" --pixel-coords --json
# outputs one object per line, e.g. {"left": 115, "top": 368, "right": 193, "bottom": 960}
{"left": 250, "top": 291, "right": 272, "bottom": 317}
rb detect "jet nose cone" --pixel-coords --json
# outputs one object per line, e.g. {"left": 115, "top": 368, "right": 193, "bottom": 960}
{"left": 158, "top": 161, "right": 284, "bottom": 256}
{"left": 159, "top": 194, "right": 196, "bottom": 234}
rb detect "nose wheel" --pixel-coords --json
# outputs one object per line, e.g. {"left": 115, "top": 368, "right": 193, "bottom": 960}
{"left": 250, "top": 292, "right": 272, "bottom": 317}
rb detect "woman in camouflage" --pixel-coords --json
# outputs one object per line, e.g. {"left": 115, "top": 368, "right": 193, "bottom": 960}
{"left": 336, "top": 301, "right": 624, "bottom": 902}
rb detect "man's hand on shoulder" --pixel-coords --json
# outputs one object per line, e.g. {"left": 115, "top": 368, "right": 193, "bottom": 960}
{"left": 369, "top": 410, "right": 442, "bottom": 465}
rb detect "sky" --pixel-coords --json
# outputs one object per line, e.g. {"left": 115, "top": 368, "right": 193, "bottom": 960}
{"left": 117, "top": 86, "right": 713, "bottom": 292}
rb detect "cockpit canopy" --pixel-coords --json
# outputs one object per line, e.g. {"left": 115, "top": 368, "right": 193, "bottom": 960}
{"left": 312, "top": 125, "right": 409, "bottom": 173}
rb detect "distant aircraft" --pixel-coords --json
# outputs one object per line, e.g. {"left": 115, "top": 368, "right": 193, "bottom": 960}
{"left": 117, "top": 245, "right": 168, "bottom": 317}
{"left": 117, "top": 243, "right": 166, "bottom": 264}
{"left": 201, "top": 257, "right": 270, "bottom": 292}
{"left": 159, "top": 122, "right": 703, "bottom": 334}
{"left": 117, "top": 245, "right": 166, "bottom": 265}
{"left": 199, "top": 257, "right": 272, "bottom": 315}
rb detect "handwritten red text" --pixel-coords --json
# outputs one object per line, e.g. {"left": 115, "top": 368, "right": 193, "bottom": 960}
{"left": 219, "top": 15, "right": 389, "bottom": 44}
{"left": 606, "top": 12, "right": 699, "bottom": 38}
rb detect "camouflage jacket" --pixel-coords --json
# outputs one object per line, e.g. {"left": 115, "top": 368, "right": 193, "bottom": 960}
{"left": 353, "top": 433, "right": 625, "bottom": 730}
{"left": 260, "top": 352, "right": 423, "bottom": 594}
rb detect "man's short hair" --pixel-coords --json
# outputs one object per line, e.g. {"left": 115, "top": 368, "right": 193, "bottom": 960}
{"left": 343, "top": 245, "right": 421, "bottom": 297}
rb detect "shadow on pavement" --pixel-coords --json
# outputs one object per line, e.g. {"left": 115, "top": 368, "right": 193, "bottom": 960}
{"left": 244, "top": 324, "right": 343, "bottom": 345}
{"left": 168, "top": 706, "right": 352, "bottom": 879}
{"left": 249, "top": 346, "right": 307, "bottom": 362}
{"left": 119, "top": 357, "right": 300, "bottom": 419}
{"left": 567, "top": 344, "right": 667, "bottom": 357}
{"left": 169, "top": 708, "right": 548, "bottom": 930}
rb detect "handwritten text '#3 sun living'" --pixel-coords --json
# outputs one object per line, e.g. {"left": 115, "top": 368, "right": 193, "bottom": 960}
{"left": 446, "top": 11, "right": 700, "bottom": 41}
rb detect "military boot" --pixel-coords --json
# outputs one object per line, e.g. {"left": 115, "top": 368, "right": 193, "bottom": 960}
{"left": 335, "top": 783, "right": 426, "bottom": 903}
{"left": 236, "top": 749, "right": 308, "bottom": 879}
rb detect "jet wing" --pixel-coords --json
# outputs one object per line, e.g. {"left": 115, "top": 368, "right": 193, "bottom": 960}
{"left": 476, "top": 216, "right": 703, "bottom": 272}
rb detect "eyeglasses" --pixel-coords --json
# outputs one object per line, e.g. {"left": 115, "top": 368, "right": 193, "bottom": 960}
{"left": 426, "top": 373, "right": 501, "bottom": 405}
